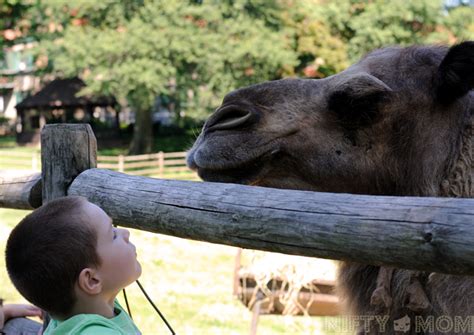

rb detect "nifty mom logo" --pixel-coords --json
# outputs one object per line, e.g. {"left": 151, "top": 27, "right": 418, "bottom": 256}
{"left": 324, "top": 314, "right": 474, "bottom": 333}
{"left": 394, "top": 315, "right": 410, "bottom": 332}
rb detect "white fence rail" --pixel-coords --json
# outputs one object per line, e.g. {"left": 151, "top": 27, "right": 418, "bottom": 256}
{"left": 0, "top": 150, "right": 41, "bottom": 171}
{"left": 97, "top": 151, "right": 198, "bottom": 180}
{"left": 0, "top": 149, "right": 198, "bottom": 180}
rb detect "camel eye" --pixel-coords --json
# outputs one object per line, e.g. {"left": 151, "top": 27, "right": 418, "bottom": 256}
{"left": 328, "top": 90, "right": 385, "bottom": 128}
{"left": 328, "top": 73, "right": 392, "bottom": 129}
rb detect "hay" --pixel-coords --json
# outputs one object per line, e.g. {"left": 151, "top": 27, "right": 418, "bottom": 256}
{"left": 237, "top": 250, "right": 337, "bottom": 316}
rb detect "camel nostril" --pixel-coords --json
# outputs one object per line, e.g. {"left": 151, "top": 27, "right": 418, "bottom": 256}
{"left": 206, "top": 106, "right": 255, "bottom": 131}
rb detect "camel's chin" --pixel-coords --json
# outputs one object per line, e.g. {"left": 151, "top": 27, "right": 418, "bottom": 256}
{"left": 196, "top": 168, "right": 262, "bottom": 185}
{"left": 196, "top": 160, "right": 265, "bottom": 186}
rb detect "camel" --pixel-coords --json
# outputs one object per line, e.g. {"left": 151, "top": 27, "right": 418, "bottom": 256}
{"left": 187, "top": 41, "right": 474, "bottom": 334}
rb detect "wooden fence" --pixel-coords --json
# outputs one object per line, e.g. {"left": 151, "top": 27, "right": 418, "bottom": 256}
{"left": 0, "top": 148, "right": 198, "bottom": 180}
{"left": 97, "top": 152, "right": 198, "bottom": 179}
{"left": 1, "top": 124, "right": 473, "bottom": 276}
{"left": 0, "top": 149, "right": 41, "bottom": 171}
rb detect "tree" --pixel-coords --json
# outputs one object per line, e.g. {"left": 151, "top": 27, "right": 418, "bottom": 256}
{"left": 1, "top": 0, "right": 37, "bottom": 59}
{"left": 39, "top": 0, "right": 298, "bottom": 153}
{"left": 317, "top": 0, "right": 474, "bottom": 61}
{"left": 278, "top": 0, "right": 349, "bottom": 78}
{"left": 6, "top": 0, "right": 472, "bottom": 153}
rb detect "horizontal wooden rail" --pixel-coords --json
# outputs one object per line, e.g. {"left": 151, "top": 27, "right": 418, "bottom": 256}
{"left": 0, "top": 170, "right": 42, "bottom": 209}
{"left": 68, "top": 168, "right": 474, "bottom": 276}
{"left": 97, "top": 155, "right": 120, "bottom": 162}
{"left": 95, "top": 152, "right": 195, "bottom": 178}
{"left": 0, "top": 150, "right": 40, "bottom": 171}
{"left": 1, "top": 159, "right": 31, "bottom": 165}
{"left": 163, "top": 159, "right": 187, "bottom": 166}
{"left": 0, "top": 150, "right": 39, "bottom": 157}
{"left": 123, "top": 153, "right": 162, "bottom": 161}
{"left": 122, "top": 161, "right": 158, "bottom": 169}
{"left": 163, "top": 151, "right": 188, "bottom": 158}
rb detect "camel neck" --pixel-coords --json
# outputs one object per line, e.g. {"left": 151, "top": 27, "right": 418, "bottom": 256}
{"left": 439, "top": 117, "right": 473, "bottom": 198}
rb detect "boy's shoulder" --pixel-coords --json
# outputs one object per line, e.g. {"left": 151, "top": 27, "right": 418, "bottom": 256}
{"left": 44, "top": 314, "right": 121, "bottom": 334}
{"left": 43, "top": 301, "right": 140, "bottom": 335}
{"left": 66, "top": 320, "right": 124, "bottom": 335}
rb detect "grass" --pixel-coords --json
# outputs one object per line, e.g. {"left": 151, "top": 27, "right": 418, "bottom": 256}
{"left": 0, "top": 135, "right": 16, "bottom": 148}
{"left": 0, "top": 135, "right": 342, "bottom": 334}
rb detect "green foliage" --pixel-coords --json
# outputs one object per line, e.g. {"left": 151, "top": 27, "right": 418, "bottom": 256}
{"left": 37, "top": 0, "right": 300, "bottom": 132}
{"left": 280, "top": 2, "right": 349, "bottom": 77}
{"left": 348, "top": 1, "right": 443, "bottom": 59}
{"left": 442, "top": 6, "right": 474, "bottom": 41}
{"left": 317, "top": 0, "right": 474, "bottom": 61}
{"left": 4, "top": 0, "right": 474, "bottom": 153}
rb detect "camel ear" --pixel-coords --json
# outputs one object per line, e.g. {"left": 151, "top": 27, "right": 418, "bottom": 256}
{"left": 437, "top": 41, "right": 474, "bottom": 105}
{"left": 328, "top": 73, "right": 392, "bottom": 128}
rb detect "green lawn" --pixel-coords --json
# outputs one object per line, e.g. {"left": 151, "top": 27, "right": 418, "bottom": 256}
{"left": 0, "top": 135, "right": 16, "bottom": 148}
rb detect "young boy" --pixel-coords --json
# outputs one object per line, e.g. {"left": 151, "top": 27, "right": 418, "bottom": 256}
{"left": 5, "top": 196, "right": 142, "bottom": 334}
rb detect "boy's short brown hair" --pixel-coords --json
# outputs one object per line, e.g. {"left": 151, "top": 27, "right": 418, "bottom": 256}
{"left": 6, "top": 196, "right": 101, "bottom": 318}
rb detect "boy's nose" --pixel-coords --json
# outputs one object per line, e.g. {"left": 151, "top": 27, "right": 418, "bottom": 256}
{"left": 121, "top": 228, "right": 130, "bottom": 242}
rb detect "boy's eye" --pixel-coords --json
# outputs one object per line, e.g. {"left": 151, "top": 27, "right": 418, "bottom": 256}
{"left": 113, "top": 229, "right": 117, "bottom": 240}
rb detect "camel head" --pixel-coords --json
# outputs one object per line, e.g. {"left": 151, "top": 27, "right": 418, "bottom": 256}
{"left": 187, "top": 42, "right": 474, "bottom": 196}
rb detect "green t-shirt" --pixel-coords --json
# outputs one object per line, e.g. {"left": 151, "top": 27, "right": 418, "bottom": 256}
{"left": 43, "top": 300, "right": 141, "bottom": 335}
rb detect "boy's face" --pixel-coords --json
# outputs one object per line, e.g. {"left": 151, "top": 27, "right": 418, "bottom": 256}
{"left": 82, "top": 201, "right": 142, "bottom": 295}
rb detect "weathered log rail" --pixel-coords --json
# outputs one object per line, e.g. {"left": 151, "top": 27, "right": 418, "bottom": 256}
{"left": 0, "top": 171, "right": 41, "bottom": 209}
{"left": 1, "top": 124, "right": 474, "bottom": 276}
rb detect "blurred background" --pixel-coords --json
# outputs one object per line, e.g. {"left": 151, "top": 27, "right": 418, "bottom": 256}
{"left": 1, "top": 1, "right": 473, "bottom": 334}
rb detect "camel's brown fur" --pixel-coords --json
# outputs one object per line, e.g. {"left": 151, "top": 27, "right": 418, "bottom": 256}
{"left": 187, "top": 42, "right": 474, "bottom": 334}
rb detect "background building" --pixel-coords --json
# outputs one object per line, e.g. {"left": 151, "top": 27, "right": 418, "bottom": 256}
{"left": 0, "top": 39, "right": 39, "bottom": 135}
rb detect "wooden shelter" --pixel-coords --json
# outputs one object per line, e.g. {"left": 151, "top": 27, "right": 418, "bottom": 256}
{"left": 15, "top": 77, "right": 117, "bottom": 145}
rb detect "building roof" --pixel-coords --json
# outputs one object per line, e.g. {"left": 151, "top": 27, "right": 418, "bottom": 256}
{"left": 15, "top": 77, "right": 116, "bottom": 110}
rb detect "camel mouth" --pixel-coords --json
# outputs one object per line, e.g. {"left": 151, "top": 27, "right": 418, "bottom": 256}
{"left": 197, "top": 163, "right": 262, "bottom": 185}
{"left": 195, "top": 157, "right": 267, "bottom": 185}
{"left": 187, "top": 131, "right": 289, "bottom": 185}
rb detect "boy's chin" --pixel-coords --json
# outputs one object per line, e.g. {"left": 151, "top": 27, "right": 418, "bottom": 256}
{"left": 135, "top": 261, "right": 142, "bottom": 279}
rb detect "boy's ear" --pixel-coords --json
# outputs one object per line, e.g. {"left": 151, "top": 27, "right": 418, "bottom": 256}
{"left": 437, "top": 41, "right": 474, "bottom": 105}
{"left": 77, "top": 268, "right": 102, "bottom": 295}
{"left": 328, "top": 73, "right": 392, "bottom": 129}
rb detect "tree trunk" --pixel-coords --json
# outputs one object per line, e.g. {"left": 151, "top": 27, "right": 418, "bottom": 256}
{"left": 128, "top": 106, "right": 153, "bottom": 155}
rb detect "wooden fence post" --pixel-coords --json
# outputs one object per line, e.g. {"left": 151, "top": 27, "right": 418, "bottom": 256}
{"left": 158, "top": 151, "right": 164, "bottom": 177}
{"left": 41, "top": 124, "right": 97, "bottom": 203}
{"left": 118, "top": 154, "right": 125, "bottom": 173}
{"left": 32, "top": 152, "right": 38, "bottom": 171}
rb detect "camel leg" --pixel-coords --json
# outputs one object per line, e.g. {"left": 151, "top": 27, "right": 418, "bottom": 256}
{"left": 370, "top": 266, "right": 395, "bottom": 311}
{"left": 404, "top": 273, "right": 431, "bottom": 313}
